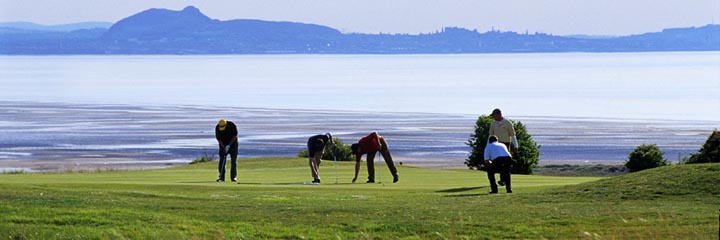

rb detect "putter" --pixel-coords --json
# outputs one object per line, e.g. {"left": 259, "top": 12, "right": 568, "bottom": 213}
{"left": 333, "top": 143, "right": 338, "bottom": 184}
{"left": 377, "top": 152, "right": 385, "bottom": 186}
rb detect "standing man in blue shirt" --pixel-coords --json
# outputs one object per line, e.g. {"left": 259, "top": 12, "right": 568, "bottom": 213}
{"left": 215, "top": 119, "right": 238, "bottom": 182}
{"left": 484, "top": 135, "right": 514, "bottom": 193}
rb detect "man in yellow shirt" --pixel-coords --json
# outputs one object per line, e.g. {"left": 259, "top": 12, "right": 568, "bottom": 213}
{"left": 489, "top": 108, "right": 519, "bottom": 153}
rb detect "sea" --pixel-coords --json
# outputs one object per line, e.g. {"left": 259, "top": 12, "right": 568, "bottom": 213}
{"left": 0, "top": 52, "right": 718, "bottom": 171}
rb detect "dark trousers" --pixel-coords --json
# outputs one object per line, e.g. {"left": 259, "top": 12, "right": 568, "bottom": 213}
{"left": 486, "top": 156, "right": 513, "bottom": 192}
{"left": 366, "top": 142, "right": 398, "bottom": 181}
{"left": 218, "top": 142, "right": 238, "bottom": 180}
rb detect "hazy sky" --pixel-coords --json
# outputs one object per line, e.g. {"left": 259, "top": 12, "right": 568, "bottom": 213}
{"left": 1, "top": 0, "right": 718, "bottom": 35}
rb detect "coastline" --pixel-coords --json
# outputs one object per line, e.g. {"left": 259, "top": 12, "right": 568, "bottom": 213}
{"left": 0, "top": 155, "right": 626, "bottom": 173}
{"left": 0, "top": 101, "right": 716, "bottom": 172}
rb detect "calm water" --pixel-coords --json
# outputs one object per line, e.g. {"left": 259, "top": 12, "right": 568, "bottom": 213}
{"left": 0, "top": 52, "right": 718, "bottom": 171}
{"left": 1, "top": 52, "right": 718, "bottom": 120}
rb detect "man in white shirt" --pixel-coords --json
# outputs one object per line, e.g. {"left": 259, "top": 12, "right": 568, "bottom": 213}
{"left": 484, "top": 135, "right": 514, "bottom": 193}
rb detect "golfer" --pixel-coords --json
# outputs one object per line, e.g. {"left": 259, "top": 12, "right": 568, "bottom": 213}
{"left": 215, "top": 119, "right": 238, "bottom": 182}
{"left": 484, "top": 135, "right": 514, "bottom": 193}
{"left": 489, "top": 108, "right": 519, "bottom": 153}
{"left": 350, "top": 132, "right": 399, "bottom": 183}
{"left": 306, "top": 133, "right": 333, "bottom": 184}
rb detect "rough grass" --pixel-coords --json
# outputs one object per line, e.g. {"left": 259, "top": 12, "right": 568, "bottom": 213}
{"left": 534, "top": 164, "right": 629, "bottom": 176}
{"left": 0, "top": 157, "right": 717, "bottom": 239}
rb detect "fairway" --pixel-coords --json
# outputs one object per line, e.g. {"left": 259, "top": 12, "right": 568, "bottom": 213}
{"left": 0, "top": 157, "right": 718, "bottom": 239}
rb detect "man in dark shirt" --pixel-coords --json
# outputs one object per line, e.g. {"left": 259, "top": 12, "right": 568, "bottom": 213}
{"left": 215, "top": 119, "right": 238, "bottom": 182}
{"left": 306, "top": 133, "right": 333, "bottom": 184}
{"left": 350, "top": 132, "right": 399, "bottom": 184}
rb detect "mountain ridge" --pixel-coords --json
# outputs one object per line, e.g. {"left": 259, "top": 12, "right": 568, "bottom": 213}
{"left": 1, "top": 6, "right": 718, "bottom": 54}
{"left": 0, "top": 21, "right": 113, "bottom": 32}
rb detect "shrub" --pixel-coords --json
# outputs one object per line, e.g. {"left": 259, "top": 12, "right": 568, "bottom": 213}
{"left": 683, "top": 130, "right": 719, "bottom": 164}
{"left": 465, "top": 115, "right": 541, "bottom": 174}
{"left": 512, "top": 121, "right": 541, "bottom": 174}
{"left": 189, "top": 153, "right": 216, "bottom": 164}
{"left": 625, "top": 144, "right": 668, "bottom": 172}
{"left": 298, "top": 138, "right": 354, "bottom": 161}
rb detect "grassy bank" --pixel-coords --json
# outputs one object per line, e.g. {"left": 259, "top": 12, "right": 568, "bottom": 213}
{"left": 0, "top": 157, "right": 718, "bottom": 239}
{"left": 534, "top": 164, "right": 629, "bottom": 177}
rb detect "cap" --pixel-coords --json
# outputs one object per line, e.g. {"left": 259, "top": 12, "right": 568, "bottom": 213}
{"left": 218, "top": 119, "right": 227, "bottom": 131}
{"left": 490, "top": 108, "right": 502, "bottom": 116}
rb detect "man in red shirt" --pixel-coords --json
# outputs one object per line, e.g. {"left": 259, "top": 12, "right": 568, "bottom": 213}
{"left": 350, "top": 132, "right": 399, "bottom": 183}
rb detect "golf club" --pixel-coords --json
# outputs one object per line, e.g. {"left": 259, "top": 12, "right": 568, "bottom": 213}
{"left": 377, "top": 151, "right": 385, "bottom": 187}
{"left": 333, "top": 143, "right": 338, "bottom": 184}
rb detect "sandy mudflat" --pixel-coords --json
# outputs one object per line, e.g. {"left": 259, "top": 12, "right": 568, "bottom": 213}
{"left": 0, "top": 101, "right": 716, "bottom": 172}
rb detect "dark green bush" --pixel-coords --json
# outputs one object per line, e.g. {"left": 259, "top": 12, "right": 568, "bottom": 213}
{"left": 683, "top": 130, "right": 719, "bottom": 164}
{"left": 465, "top": 115, "right": 541, "bottom": 174}
{"left": 512, "top": 121, "right": 541, "bottom": 174}
{"left": 625, "top": 144, "right": 668, "bottom": 172}
{"left": 298, "top": 138, "right": 354, "bottom": 161}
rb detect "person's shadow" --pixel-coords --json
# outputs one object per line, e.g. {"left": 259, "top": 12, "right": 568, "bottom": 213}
{"left": 436, "top": 186, "right": 486, "bottom": 197}
{"left": 236, "top": 182, "right": 356, "bottom": 185}
{"left": 436, "top": 186, "right": 484, "bottom": 193}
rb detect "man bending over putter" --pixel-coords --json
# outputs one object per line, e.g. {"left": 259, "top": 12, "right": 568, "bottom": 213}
{"left": 351, "top": 132, "right": 399, "bottom": 183}
{"left": 215, "top": 119, "right": 238, "bottom": 182}
{"left": 306, "top": 133, "right": 333, "bottom": 184}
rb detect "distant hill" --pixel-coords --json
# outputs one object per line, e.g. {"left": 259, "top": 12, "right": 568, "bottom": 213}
{"left": 101, "top": 6, "right": 342, "bottom": 54}
{"left": 1, "top": 6, "right": 718, "bottom": 54}
{"left": 563, "top": 34, "right": 616, "bottom": 39}
{"left": 0, "top": 21, "right": 113, "bottom": 32}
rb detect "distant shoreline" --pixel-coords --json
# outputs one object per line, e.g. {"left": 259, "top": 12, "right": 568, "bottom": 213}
{"left": 3, "top": 50, "right": 720, "bottom": 57}
{"left": 1, "top": 6, "right": 718, "bottom": 54}
{"left": 0, "top": 156, "right": 627, "bottom": 173}
{"left": 0, "top": 101, "right": 715, "bottom": 173}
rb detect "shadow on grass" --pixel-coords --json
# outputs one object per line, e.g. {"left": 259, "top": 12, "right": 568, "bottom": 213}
{"left": 178, "top": 181, "right": 219, "bottom": 184}
{"left": 236, "top": 182, "right": 357, "bottom": 186}
{"left": 443, "top": 193, "right": 485, "bottom": 197}
{"left": 436, "top": 186, "right": 484, "bottom": 193}
{"left": 177, "top": 181, "right": 313, "bottom": 185}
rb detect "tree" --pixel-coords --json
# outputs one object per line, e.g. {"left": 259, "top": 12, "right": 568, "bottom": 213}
{"left": 465, "top": 116, "right": 493, "bottom": 170}
{"left": 684, "top": 130, "right": 720, "bottom": 164}
{"left": 298, "top": 138, "right": 354, "bottom": 161}
{"left": 625, "top": 144, "right": 668, "bottom": 172}
{"left": 465, "top": 115, "right": 541, "bottom": 174}
{"left": 512, "top": 121, "right": 541, "bottom": 174}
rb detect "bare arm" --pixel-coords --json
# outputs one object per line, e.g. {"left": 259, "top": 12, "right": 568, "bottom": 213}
{"left": 509, "top": 122, "right": 519, "bottom": 152}
{"left": 488, "top": 122, "right": 495, "bottom": 143}
{"left": 352, "top": 155, "right": 361, "bottom": 183}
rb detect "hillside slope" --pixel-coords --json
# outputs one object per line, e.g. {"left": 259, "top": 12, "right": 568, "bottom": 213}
{"left": 548, "top": 163, "right": 720, "bottom": 200}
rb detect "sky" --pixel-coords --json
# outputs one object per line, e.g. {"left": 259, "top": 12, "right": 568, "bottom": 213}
{"left": 1, "top": 0, "right": 718, "bottom": 36}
